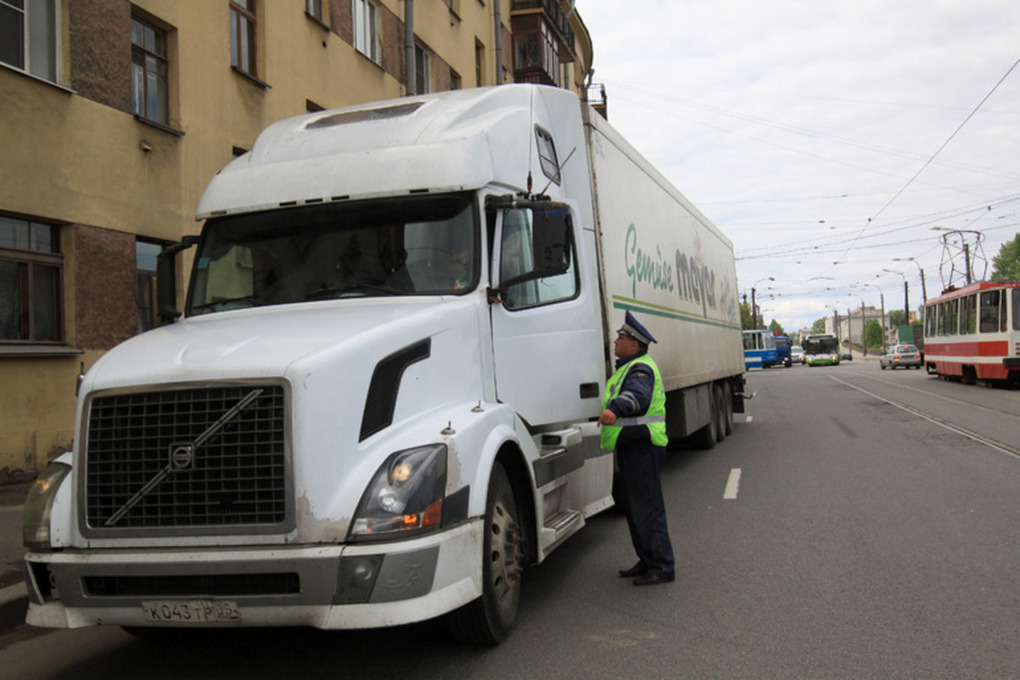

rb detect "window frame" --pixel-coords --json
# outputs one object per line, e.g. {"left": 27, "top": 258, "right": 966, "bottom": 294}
{"left": 0, "top": 0, "right": 59, "bottom": 83}
{"left": 535, "top": 126, "right": 561, "bottom": 186}
{"left": 229, "top": 0, "right": 257, "bottom": 76}
{"left": 352, "top": 0, "right": 379, "bottom": 63}
{"left": 135, "top": 239, "right": 164, "bottom": 333}
{"left": 475, "top": 38, "right": 484, "bottom": 87}
{"left": 0, "top": 215, "right": 64, "bottom": 345}
{"left": 414, "top": 42, "right": 432, "bottom": 95}
{"left": 497, "top": 207, "right": 579, "bottom": 311}
{"left": 305, "top": 0, "right": 323, "bottom": 22}
{"left": 130, "top": 15, "right": 169, "bottom": 126}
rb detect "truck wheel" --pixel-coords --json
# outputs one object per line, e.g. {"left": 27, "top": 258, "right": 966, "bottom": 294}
{"left": 448, "top": 462, "right": 523, "bottom": 644}
{"left": 713, "top": 384, "right": 727, "bottom": 443}
{"left": 690, "top": 394, "right": 718, "bottom": 450}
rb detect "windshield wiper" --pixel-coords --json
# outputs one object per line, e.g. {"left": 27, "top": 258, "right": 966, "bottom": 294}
{"left": 306, "top": 283, "right": 403, "bottom": 300}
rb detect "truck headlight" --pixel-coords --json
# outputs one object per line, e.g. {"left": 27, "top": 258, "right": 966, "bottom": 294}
{"left": 350, "top": 444, "right": 447, "bottom": 539}
{"left": 23, "top": 461, "right": 71, "bottom": 551}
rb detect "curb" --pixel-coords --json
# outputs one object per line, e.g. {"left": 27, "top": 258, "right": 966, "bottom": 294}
{"left": 0, "top": 582, "right": 28, "bottom": 635}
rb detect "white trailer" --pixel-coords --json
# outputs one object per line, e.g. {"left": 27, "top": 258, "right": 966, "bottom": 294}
{"left": 23, "top": 85, "right": 744, "bottom": 643}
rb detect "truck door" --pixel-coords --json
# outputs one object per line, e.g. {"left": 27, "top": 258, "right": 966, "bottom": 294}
{"left": 489, "top": 202, "right": 604, "bottom": 427}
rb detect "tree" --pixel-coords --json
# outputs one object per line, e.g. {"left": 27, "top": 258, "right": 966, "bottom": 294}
{"left": 811, "top": 317, "right": 827, "bottom": 334}
{"left": 864, "top": 319, "right": 883, "bottom": 349}
{"left": 768, "top": 319, "right": 784, "bottom": 334}
{"left": 990, "top": 232, "right": 1020, "bottom": 281}
{"left": 740, "top": 300, "right": 754, "bottom": 330}
{"left": 888, "top": 309, "right": 907, "bottom": 328}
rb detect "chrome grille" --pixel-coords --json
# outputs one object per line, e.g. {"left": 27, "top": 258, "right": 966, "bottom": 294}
{"left": 84, "top": 384, "right": 290, "bottom": 533}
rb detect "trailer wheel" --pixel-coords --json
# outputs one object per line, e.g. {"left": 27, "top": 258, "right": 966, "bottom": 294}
{"left": 448, "top": 462, "right": 523, "bottom": 644}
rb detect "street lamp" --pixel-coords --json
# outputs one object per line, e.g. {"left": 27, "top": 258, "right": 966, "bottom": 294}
{"left": 857, "top": 281, "right": 886, "bottom": 343}
{"left": 751, "top": 276, "right": 774, "bottom": 330}
{"left": 882, "top": 268, "right": 910, "bottom": 326}
{"left": 825, "top": 304, "right": 841, "bottom": 343}
{"left": 892, "top": 257, "right": 927, "bottom": 302}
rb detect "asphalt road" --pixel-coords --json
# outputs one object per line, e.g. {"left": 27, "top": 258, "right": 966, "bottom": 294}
{"left": 2, "top": 362, "right": 1017, "bottom": 679}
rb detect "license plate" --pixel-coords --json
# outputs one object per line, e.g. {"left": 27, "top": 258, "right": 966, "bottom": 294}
{"left": 141, "top": 600, "right": 241, "bottom": 624}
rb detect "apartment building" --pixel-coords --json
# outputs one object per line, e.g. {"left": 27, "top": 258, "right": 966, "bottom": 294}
{"left": 0, "top": 0, "right": 594, "bottom": 479}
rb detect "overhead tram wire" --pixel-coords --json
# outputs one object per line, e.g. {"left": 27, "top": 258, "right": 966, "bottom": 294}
{"left": 734, "top": 194, "right": 1020, "bottom": 260}
{"left": 824, "top": 56, "right": 1020, "bottom": 272}
{"left": 608, "top": 82, "right": 1020, "bottom": 182}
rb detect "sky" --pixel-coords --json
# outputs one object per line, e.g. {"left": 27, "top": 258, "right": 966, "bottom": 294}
{"left": 579, "top": 0, "right": 1020, "bottom": 332}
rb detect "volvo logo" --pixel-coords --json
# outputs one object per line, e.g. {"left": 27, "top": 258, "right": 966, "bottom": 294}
{"left": 170, "top": 443, "right": 195, "bottom": 470}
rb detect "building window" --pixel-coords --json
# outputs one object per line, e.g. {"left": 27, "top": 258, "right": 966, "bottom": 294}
{"left": 229, "top": 0, "right": 257, "bottom": 75}
{"left": 0, "top": 0, "right": 58, "bottom": 82}
{"left": 136, "top": 240, "right": 161, "bottom": 332}
{"left": 305, "top": 0, "right": 322, "bottom": 22}
{"left": 0, "top": 216, "right": 62, "bottom": 343}
{"left": 475, "top": 39, "right": 484, "bottom": 87}
{"left": 131, "top": 16, "right": 168, "bottom": 126}
{"left": 352, "top": 0, "right": 378, "bottom": 63}
{"left": 414, "top": 43, "right": 432, "bottom": 94}
{"left": 449, "top": 67, "right": 461, "bottom": 91}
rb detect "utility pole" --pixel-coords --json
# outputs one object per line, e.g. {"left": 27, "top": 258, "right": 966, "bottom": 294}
{"left": 751, "top": 287, "right": 757, "bottom": 330}
{"left": 883, "top": 268, "right": 910, "bottom": 325}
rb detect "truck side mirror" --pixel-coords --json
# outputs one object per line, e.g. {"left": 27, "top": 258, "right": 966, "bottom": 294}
{"left": 529, "top": 207, "right": 572, "bottom": 279}
{"left": 156, "top": 235, "right": 200, "bottom": 324}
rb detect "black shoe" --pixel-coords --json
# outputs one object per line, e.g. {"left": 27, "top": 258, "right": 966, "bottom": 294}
{"left": 617, "top": 563, "right": 649, "bottom": 578}
{"left": 633, "top": 573, "right": 674, "bottom": 586}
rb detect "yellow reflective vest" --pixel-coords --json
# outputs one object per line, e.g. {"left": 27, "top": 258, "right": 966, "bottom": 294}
{"left": 601, "top": 354, "right": 667, "bottom": 450}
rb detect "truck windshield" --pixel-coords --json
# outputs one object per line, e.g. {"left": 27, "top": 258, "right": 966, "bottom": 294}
{"left": 188, "top": 194, "right": 476, "bottom": 315}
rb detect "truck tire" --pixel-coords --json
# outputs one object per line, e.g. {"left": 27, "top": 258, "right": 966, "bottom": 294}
{"left": 713, "top": 384, "right": 727, "bottom": 443}
{"left": 690, "top": 394, "right": 718, "bottom": 450}
{"left": 448, "top": 462, "right": 523, "bottom": 644}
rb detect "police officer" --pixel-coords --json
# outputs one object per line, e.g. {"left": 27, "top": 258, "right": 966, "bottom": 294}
{"left": 598, "top": 311, "right": 675, "bottom": 585}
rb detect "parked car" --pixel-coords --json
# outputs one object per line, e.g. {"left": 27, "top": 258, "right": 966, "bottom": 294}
{"left": 880, "top": 344, "right": 923, "bottom": 369}
{"left": 790, "top": 345, "right": 805, "bottom": 364}
{"left": 841, "top": 351, "right": 853, "bottom": 361}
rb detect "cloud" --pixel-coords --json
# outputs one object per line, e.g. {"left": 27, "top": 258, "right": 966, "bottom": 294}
{"left": 581, "top": 0, "right": 1020, "bottom": 331}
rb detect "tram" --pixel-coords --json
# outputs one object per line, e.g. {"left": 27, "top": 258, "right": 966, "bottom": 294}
{"left": 922, "top": 281, "right": 1020, "bottom": 385}
{"left": 743, "top": 329, "right": 778, "bottom": 369}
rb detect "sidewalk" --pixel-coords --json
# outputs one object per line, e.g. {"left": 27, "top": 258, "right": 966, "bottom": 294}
{"left": 0, "top": 482, "right": 31, "bottom": 636}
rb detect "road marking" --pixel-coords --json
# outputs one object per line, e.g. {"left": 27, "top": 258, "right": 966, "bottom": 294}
{"left": 829, "top": 375, "right": 1020, "bottom": 459}
{"left": 723, "top": 468, "right": 742, "bottom": 499}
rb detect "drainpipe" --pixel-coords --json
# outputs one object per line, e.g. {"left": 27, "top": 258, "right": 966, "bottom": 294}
{"left": 494, "top": 0, "right": 503, "bottom": 84}
{"left": 405, "top": 0, "right": 415, "bottom": 95}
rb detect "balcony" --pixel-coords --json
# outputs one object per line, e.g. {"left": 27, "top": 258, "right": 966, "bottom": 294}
{"left": 511, "top": 0, "right": 575, "bottom": 56}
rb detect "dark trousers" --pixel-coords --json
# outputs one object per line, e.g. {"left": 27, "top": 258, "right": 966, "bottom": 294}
{"left": 617, "top": 441, "right": 675, "bottom": 578}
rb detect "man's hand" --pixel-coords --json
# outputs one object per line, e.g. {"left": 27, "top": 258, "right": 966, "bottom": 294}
{"left": 597, "top": 409, "right": 617, "bottom": 426}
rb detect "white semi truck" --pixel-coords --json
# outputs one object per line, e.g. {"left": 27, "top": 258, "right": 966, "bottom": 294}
{"left": 23, "top": 85, "right": 745, "bottom": 643}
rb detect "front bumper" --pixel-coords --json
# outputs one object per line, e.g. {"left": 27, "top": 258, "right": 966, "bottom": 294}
{"left": 24, "top": 520, "right": 482, "bottom": 630}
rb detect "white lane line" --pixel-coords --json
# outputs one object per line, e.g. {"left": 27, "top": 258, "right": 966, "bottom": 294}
{"left": 723, "top": 468, "right": 742, "bottom": 500}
